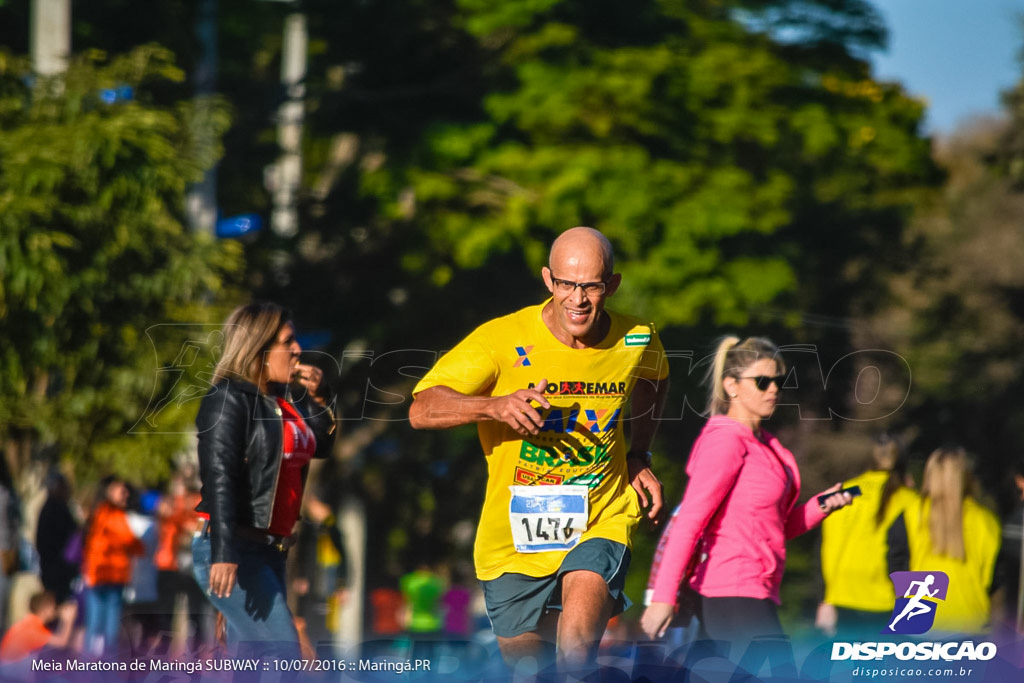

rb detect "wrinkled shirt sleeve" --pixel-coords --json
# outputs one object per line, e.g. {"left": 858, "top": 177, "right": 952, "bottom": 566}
{"left": 784, "top": 494, "right": 829, "bottom": 539}
{"left": 648, "top": 428, "right": 747, "bottom": 604}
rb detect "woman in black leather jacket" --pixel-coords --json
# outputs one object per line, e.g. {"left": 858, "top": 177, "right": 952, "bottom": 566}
{"left": 192, "top": 301, "right": 335, "bottom": 663}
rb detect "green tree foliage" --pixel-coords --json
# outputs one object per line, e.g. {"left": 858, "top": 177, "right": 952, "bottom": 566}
{"left": 310, "top": 0, "right": 936, "bottom": 329}
{"left": 859, "top": 113, "right": 1024, "bottom": 514}
{"left": 273, "top": 0, "right": 939, "bottom": 587}
{"left": 0, "top": 46, "right": 242, "bottom": 484}
{"left": 0, "top": 0, "right": 290, "bottom": 220}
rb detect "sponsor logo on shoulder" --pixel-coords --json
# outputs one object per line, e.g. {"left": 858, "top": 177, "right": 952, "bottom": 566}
{"left": 624, "top": 332, "right": 651, "bottom": 347}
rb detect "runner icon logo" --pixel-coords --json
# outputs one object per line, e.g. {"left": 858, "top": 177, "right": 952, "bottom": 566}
{"left": 883, "top": 571, "right": 949, "bottom": 635}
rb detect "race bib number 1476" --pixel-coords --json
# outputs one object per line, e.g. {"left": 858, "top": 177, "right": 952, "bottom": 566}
{"left": 508, "top": 485, "right": 589, "bottom": 553}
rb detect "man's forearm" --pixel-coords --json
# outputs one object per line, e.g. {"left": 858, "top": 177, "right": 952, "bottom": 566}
{"left": 409, "top": 385, "right": 494, "bottom": 429}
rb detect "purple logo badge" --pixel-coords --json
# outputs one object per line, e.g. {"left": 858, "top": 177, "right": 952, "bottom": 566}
{"left": 884, "top": 571, "right": 949, "bottom": 635}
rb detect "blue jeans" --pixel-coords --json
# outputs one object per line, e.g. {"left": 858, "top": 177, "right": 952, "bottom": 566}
{"left": 192, "top": 533, "right": 300, "bottom": 662}
{"left": 85, "top": 584, "right": 125, "bottom": 656}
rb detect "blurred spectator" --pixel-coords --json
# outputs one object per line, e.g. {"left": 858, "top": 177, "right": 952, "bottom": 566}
{"left": 0, "top": 591, "right": 76, "bottom": 662}
{"left": 399, "top": 560, "right": 445, "bottom": 665}
{"left": 441, "top": 565, "right": 474, "bottom": 639}
{"left": 124, "top": 490, "right": 161, "bottom": 654}
{"left": 816, "top": 434, "right": 921, "bottom": 638}
{"left": 400, "top": 562, "right": 445, "bottom": 635}
{"left": 993, "top": 456, "right": 1024, "bottom": 632}
{"left": 35, "top": 471, "right": 80, "bottom": 604}
{"left": 368, "top": 578, "right": 405, "bottom": 637}
{"left": 0, "top": 456, "right": 21, "bottom": 632}
{"left": 290, "top": 494, "right": 348, "bottom": 651}
{"left": 153, "top": 471, "right": 206, "bottom": 652}
{"left": 910, "top": 447, "right": 1001, "bottom": 634}
{"left": 81, "top": 475, "right": 145, "bottom": 656}
{"left": 438, "top": 563, "right": 477, "bottom": 665}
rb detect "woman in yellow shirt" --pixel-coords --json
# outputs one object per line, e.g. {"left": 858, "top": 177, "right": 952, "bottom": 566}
{"left": 909, "top": 446, "right": 1001, "bottom": 634}
{"left": 817, "top": 434, "right": 920, "bottom": 638}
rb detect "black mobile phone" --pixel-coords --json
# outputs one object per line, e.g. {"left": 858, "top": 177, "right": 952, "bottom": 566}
{"left": 817, "top": 485, "right": 862, "bottom": 507}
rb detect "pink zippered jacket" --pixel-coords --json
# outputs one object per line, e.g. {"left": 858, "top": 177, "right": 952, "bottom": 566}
{"left": 648, "top": 416, "right": 828, "bottom": 605}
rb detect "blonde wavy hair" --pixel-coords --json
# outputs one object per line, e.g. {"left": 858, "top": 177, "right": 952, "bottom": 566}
{"left": 920, "top": 446, "right": 975, "bottom": 561}
{"left": 212, "top": 302, "right": 292, "bottom": 388}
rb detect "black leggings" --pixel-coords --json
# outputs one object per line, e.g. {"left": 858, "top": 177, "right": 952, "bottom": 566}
{"left": 699, "top": 595, "right": 785, "bottom": 643}
{"left": 698, "top": 595, "right": 795, "bottom": 679}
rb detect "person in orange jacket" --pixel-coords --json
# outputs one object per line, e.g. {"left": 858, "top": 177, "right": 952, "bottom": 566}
{"left": 80, "top": 475, "right": 144, "bottom": 656}
{"left": 0, "top": 591, "right": 77, "bottom": 662}
{"left": 153, "top": 472, "right": 206, "bottom": 651}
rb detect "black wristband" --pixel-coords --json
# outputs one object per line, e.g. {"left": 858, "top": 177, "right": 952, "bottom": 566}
{"left": 626, "top": 450, "right": 653, "bottom": 467}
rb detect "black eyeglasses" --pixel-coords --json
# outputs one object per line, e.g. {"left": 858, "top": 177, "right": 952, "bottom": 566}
{"left": 550, "top": 275, "right": 608, "bottom": 296}
{"left": 739, "top": 375, "right": 785, "bottom": 391}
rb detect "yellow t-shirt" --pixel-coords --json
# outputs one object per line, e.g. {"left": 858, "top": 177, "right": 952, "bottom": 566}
{"left": 820, "top": 470, "right": 921, "bottom": 612}
{"left": 413, "top": 302, "right": 668, "bottom": 580}
{"left": 909, "top": 497, "right": 1001, "bottom": 634}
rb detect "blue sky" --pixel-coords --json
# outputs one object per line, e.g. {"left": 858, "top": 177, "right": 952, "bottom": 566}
{"left": 870, "top": 0, "right": 1024, "bottom": 134}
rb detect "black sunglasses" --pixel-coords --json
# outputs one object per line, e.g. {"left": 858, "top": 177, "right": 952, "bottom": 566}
{"left": 739, "top": 375, "right": 785, "bottom": 391}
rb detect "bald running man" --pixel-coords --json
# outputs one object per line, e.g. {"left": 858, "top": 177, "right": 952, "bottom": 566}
{"left": 410, "top": 227, "right": 669, "bottom": 673}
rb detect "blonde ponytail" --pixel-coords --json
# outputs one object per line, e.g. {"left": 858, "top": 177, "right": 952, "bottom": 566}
{"left": 707, "top": 336, "right": 740, "bottom": 416}
{"left": 705, "top": 336, "right": 785, "bottom": 416}
{"left": 921, "top": 447, "right": 972, "bottom": 561}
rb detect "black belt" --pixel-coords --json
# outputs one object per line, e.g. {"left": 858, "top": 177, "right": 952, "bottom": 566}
{"left": 198, "top": 520, "right": 294, "bottom": 552}
{"left": 234, "top": 526, "right": 295, "bottom": 552}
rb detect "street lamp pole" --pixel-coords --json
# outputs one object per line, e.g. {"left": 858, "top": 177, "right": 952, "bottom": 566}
{"left": 30, "top": 0, "right": 70, "bottom": 76}
{"left": 186, "top": 0, "right": 219, "bottom": 235}
{"left": 268, "top": 7, "right": 307, "bottom": 238}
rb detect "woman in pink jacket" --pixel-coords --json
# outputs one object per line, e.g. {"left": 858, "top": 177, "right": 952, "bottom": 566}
{"left": 640, "top": 336, "right": 853, "bottom": 646}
